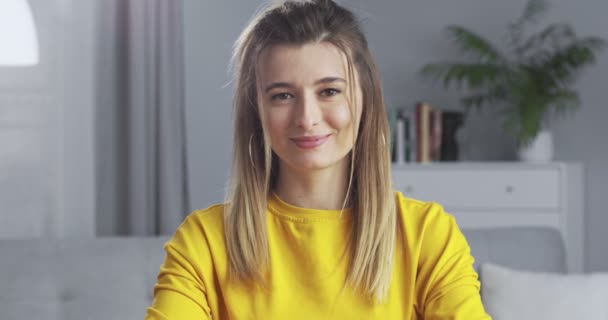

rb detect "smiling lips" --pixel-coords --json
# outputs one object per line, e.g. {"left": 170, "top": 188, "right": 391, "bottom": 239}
{"left": 290, "top": 134, "right": 332, "bottom": 149}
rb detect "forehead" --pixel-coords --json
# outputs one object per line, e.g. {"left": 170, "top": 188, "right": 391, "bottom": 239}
{"left": 257, "top": 42, "right": 349, "bottom": 83}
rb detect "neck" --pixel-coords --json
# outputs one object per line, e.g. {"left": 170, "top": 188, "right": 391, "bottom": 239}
{"left": 274, "top": 158, "right": 351, "bottom": 210}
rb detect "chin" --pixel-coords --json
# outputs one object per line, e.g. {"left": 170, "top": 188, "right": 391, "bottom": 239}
{"left": 286, "top": 154, "right": 350, "bottom": 172}
{"left": 275, "top": 147, "right": 352, "bottom": 172}
{"left": 291, "top": 159, "right": 334, "bottom": 171}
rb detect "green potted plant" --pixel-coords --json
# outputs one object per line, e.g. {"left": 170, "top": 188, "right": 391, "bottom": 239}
{"left": 420, "top": 0, "right": 605, "bottom": 161}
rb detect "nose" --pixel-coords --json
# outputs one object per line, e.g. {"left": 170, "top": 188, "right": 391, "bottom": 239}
{"left": 294, "top": 91, "right": 320, "bottom": 131}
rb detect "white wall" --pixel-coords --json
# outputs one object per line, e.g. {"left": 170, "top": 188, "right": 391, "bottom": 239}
{"left": 0, "top": 0, "right": 95, "bottom": 237}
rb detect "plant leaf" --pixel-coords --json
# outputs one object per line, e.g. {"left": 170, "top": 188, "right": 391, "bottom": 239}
{"left": 445, "top": 26, "right": 505, "bottom": 63}
{"left": 461, "top": 93, "right": 497, "bottom": 111}
{"left": 517, "top": 98, "right": 544, "bottom": 145}
{"left": 517, "top": 23, "right": 576, "bottom": 58}
{"left": 548, "top": 90, "right": 580, "bottom": 116}
{"left": 518, "top": 0, "right": 548, "bottom": 25}
{"left": 537, "top": 36, "right": 607, "bottom": 84}
{"left": 509, "top": 0, "right": 549, "bottom": 52}
{"left": 419, "top": 63, "right": 509, "bottom": 89}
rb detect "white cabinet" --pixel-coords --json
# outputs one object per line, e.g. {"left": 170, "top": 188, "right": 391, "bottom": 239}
{"left": 392, "top": 162, "right": 584, "bottom": 273}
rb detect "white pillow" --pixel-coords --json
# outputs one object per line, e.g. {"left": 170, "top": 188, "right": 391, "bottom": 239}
{"left": 481, "top": 263, "right": 608, "bottom": 320}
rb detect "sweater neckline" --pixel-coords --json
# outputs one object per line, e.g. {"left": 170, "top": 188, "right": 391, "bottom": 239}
{"left": 267, "top": 192, "right": 352, "bottom": 222}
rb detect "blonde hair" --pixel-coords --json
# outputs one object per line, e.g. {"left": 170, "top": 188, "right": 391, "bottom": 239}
{"left": 225, "top": 0, "right": 395, "bottom": 302}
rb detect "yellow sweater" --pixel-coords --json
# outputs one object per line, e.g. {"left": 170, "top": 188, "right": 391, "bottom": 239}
{"left": 145, "top": 192, "right": 490, "bottom": 319}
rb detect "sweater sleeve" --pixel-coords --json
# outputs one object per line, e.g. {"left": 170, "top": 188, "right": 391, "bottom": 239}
{"left": 415, "top": 203, "right": 491, "bottom": 320}
{"left": 145, "top": 214, "right": 212, "bottom": 320}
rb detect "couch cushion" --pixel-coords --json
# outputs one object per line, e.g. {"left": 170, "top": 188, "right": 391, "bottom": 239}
{"left": 462, "top": 227, "right": 566, "bottom": 274}
{"left": 481, "top": 262, "right": 608, "bottom": 320}
{"left": 0, "top": 237, "right": 169, "bottom": 320}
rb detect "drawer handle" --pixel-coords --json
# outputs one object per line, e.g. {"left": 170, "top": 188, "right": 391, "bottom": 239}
{"left": 505, "top": 185, "right": 514, "bottom": 193}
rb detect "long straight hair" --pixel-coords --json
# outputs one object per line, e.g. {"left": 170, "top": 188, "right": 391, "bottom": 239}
{"left": 225, "top": 0, "right": 395, "bottom": 302}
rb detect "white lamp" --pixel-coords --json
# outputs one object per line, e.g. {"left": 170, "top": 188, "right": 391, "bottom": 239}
{"left": 0, "top": 0, "right": 39, "bottom": 66}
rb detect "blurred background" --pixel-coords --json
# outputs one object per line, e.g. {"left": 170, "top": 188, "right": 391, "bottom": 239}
{"left": 1, "top": 0, "right": 606, "bottom": 273}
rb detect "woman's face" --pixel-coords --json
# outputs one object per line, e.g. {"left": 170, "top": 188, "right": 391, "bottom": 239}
{"left": 257, "top": 42, "right": 363, "bottom": 173}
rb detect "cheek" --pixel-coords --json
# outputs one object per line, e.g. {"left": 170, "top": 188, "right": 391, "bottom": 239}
{"left": 328, "top": 104, "right": 354, "bottom": 130}
{"left": 264, "top": 109, "right": 291, "bottom": 143}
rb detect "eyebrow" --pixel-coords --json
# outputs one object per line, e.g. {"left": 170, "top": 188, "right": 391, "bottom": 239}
{"left": 264, "top": 77, "right": 346, "bottom": 93}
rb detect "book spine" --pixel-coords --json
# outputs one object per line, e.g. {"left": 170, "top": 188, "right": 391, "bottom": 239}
{"left": 388, "top": 107, "right": 397, "bottom": 163}
{"left": 429, "top": 109, "right": 435, "bottom": 162}
{"left": 433, "top": 109, "right": 443, "bottom": 161}
{"left": 402, "top": 110, "right": 414, "bottom": 162}
{"left": 395, "top": 116, "right": 405, "bottom": 164}
{"left": 416, "top": 104, "right": 422, "bottom": 162}
{"left": 408, "top": 109, "right": 417, "bottom": 162}
{"left": 403, "top": 117, "right": 411, "bottom": 162}
{"left": 418, "top": 103, "right": 431, "bottom": 163}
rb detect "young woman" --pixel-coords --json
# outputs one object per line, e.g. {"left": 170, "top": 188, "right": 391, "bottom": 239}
{"left": 145, "top": 0, "right": 490, "bottom": 319}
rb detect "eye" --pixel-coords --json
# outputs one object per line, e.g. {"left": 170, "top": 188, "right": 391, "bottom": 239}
{"left": 320, "top": 88, "right": 341, "bottom": 97}
{"left": 270, "top": 92, "right": 294, "bottom": 101}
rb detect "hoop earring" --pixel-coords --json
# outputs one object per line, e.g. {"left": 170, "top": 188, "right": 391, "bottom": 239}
{"left": 249, "top": 134, "right": 255, "bottom": 167}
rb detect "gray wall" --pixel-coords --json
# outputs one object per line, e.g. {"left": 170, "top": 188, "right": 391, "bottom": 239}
{"left": 183, "top": 0, "right": 608, "bottom": 272}
{"left": 548, "top": 1, "right": 608, "bottom": 273}
{"left": 183, "top": 1, "right": 262, "bottom": 209}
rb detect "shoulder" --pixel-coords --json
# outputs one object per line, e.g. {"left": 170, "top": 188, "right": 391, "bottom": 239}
{"left": 393, "top": 194, "right": 484, "bottom": 316}
{"left": 165, "top": 202, "right": 227, "bottom": 253}
{"left": 156, "top": 203, "right": 228, "bottom": 304}
{"left": 186, "top": 203, "right": 226, "bottom": 232}
{"left": 394, "top": 191, "right": 457, "bottom": 234}
{"left": 393, "top": 191, "right": 468, "bottom": 255}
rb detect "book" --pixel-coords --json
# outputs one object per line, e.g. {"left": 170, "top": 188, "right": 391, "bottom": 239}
{"left": 401, "top": 110, "right": 416, "bottom": 162}
{"left": 395, "top": 114, "right": 406, "bottom": 164}
{"left": 403, "top": 116, "right": 411, "bottom": 162}
{"left": 388, "top": 107, "right": 398, "bottom": 163}
{"left": 414, "top": 102, "right": 444, "bottom": 163}
{"left": 430, "top": 108, "right": 443, "bottom": 161}
{"left": 392, "top": 103, "right": 445, "bottom": 164}
{"left": 416, "top": 102, "right": 432, "bottom": 163}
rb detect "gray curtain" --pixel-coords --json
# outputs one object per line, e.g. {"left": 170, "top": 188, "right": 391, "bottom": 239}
{"left": 95, "top": 0, "right": 190, "bottom": 236}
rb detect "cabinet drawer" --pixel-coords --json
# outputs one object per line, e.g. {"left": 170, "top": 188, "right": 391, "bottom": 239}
{"left": 392, "top": 168, "right": 560, "bottom": 209}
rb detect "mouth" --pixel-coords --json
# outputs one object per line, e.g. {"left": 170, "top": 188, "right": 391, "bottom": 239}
{"left": 290, "top": 134, "right": 332, "bottom": 149}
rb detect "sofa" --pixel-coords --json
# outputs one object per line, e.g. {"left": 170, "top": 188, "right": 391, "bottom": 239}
{"left": 0, "top": 227, "right": 565, "bottom": 320}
